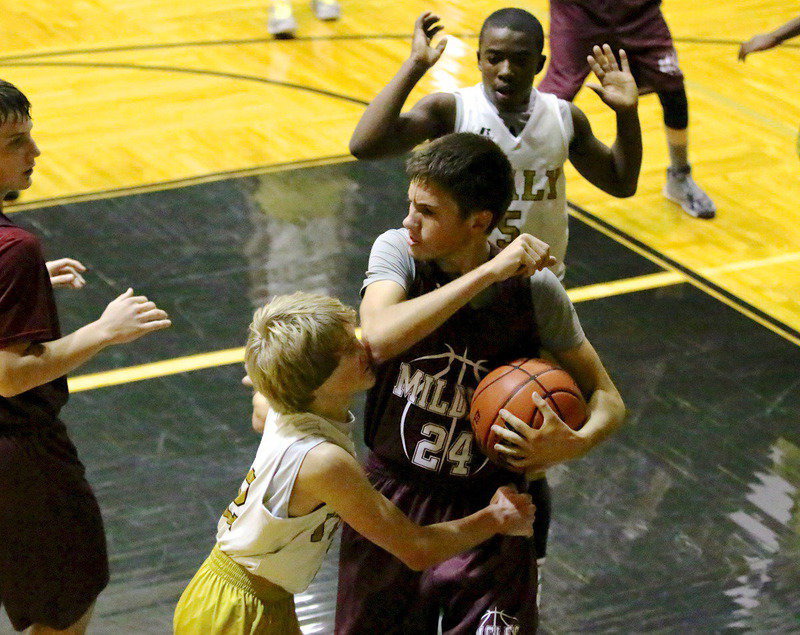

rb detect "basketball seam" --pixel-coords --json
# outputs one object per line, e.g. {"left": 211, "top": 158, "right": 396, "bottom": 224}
{"left": 472, "top": 365, "right": 523, "bottom": 401}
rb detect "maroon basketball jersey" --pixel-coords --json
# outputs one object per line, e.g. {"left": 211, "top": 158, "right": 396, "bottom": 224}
{"left": 0, "top": 213, "right": 68, "bottom": 431}
{"left": 364, "top": 256, "right": 541, "bottom": 485}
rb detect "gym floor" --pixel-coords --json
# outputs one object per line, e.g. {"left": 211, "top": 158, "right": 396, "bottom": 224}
{"left": 1, "top": 1, "right": 798, "bottom": 632}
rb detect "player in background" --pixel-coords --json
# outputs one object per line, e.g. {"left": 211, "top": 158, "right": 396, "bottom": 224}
{"left": 336, "top": 132, "right": 625, "bottom": 633}
{"left": 268, "top": 0, "right": 342, "bottom": 38}
{"left": 173, "top": 292, "right": 535, "bottom": 634}
{"left": 539, "top": 0, "right": 716, "bottom": 219}
{"left": 349, "top": 8, "right": 642, "bottom": 279}
{"left": 739, "top": 15, "right": 800, "bottom": 60}
{"left": 0, "top": 79, "right": 172, "bottom": 634}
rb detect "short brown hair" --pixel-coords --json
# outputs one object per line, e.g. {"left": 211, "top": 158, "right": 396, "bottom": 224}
{"left": 406, "top": 132, "right": 514, "bottom": 232}
{"left": 0, "top": 80, "right": 31, "bottom": 126}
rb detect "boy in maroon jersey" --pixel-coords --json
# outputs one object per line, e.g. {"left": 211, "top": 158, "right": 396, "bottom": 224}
{"left": 538, "top": 0, "right": 716, "bottom": 219}
{"left": 336, "top": 132, "right": 625, "bottom": 633}
{"left": 0, "top": 79, "right": 172, "bottom": 634}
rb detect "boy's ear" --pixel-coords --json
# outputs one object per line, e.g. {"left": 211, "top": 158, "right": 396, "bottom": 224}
{"left": 536, "top": 54, "right": 547, "bottom": 74}
{"left": 470, "top": 209, "right": 494, "bottom": 233}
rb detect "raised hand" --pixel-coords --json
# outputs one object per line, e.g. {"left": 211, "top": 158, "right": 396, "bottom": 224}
{"left": 586, "top": 44, "right": 638, "bottom": 112}
{"left": 46, "top": 258, "right": 87, "bottom": 289}
{"left": 96, "top": 288, "right": 172, "bottom": 345}
{"left": 409, "top": 11, "right": 447, "bottom": 69}
{"left": 484, "top": 233, "right": 556, "bottom": 283}
{"left": 489, "top": 484, "right": 536, "bottom": 537}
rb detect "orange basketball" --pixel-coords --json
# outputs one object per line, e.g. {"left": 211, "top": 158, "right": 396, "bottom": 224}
{"left": 469, "top": 358, "right": 587, "bottom": 468}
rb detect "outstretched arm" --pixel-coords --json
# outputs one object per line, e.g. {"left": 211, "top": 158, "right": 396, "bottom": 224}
{"left": 0, "top": 289, "right": 171, "bottom": 397}
{"left": 295, "top": 443, "right": 535, "bottom": 571}
{"left": 568, "top": 45, "right": 642, "bottom": 198}
{"left": 739, "top": 16, "right": 800, "bottom": 60}
{"left": 349, "top": 12, "right": 456, "bottom": 158}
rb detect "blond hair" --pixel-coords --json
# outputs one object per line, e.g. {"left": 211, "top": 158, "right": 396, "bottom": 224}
{"left": 245, "top": 292, "right": 356, "bottom": 414}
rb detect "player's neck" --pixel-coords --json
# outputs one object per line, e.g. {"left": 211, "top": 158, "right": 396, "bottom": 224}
{"left": 309, "top": 395, "right": 352, "bottom": 424}
{"left": 436, "top": 239, "right": 491, "bottom": 276}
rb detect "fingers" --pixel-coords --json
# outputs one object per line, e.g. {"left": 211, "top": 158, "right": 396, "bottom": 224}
{"left": 498, "top": 408, "right": 527, "bottom": 429}
{"left": 48, "top": 257, "right": 87, "bottom": 272}
{"left": 588, "top": 44, "right": 620, "bottom": 79}
{"left": 141, "top": 319, "right": 172, "bottom": 332}
{"left": 420, "top": 12, "right": 442, "bottom": 38}
{"left": 618, "top": 48, "right": 630, "bottom": 74}
{"left": 494, "top": 442, "right": 524, "bottom": 459}
{"left": 242, "top": 375, "right": 254, "bottom": 387}
{"left": 531, "top": 392, "right": 558, "bottom": 421}
{"left": 116, "top": 287, "right": 134, "bottom": 300}
{"left": 603, "top": 44, "right": 619, "bottom": 71}
{"left": 137, "top": 308, "right": 169, "bottom": 322}
{"left": 135, "top": 300, "right": 157, "bottom": 313}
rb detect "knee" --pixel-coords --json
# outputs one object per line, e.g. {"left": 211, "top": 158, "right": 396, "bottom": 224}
{"left": 658, "top": 87, "right": 689, "bottom": 130}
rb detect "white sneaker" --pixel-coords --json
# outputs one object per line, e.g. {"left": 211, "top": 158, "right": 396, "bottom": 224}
{"left": 664, "top": 166, "right": 716, "bottom": 219}
{"left": 310, "top": 0, "right": 341, "bottom": 21}
{"left": 268, "top": 1, "right": 297, "bottom": 37}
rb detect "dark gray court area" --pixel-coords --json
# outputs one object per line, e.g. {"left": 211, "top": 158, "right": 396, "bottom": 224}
{"left": 2, "top": 158, "right": 799, "bottom": 633}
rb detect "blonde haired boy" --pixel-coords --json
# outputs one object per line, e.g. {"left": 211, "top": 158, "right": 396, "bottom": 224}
{"left": 173, "top": 292, "right": 535, "bottom": 633}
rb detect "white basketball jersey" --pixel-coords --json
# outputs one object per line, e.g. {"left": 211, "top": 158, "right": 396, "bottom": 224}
{"left": 216, "top": 408, "right": 356, "bottom": 594}
{"left": 453, "top": 84, "right": 570, "bottom": 278}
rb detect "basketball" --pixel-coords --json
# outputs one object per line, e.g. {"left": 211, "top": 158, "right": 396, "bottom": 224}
{"left": 469, "top": 358, "right": 587, "bottom": 467}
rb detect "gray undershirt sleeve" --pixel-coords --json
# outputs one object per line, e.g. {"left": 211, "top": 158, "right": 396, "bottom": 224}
{"left": 530, "top": 268, "right": 585, "bottom": 351}
{"left": 361, "top": 229, "right": 416, "bottom": 296}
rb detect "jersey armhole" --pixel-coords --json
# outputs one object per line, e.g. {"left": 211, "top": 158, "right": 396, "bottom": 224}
{"left": 452, "top": 91, "right": 464, "bottom": 132}
{"left": 263, "top": 437, "right": 325, "bottom": 518}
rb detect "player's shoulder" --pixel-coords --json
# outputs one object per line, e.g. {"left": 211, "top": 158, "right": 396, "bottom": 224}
{"left": 302, "top": 441, "right": 359, "bottom": 482}
{"left": 374, "top": 228, "right": 409, "bottom": 249}
{"left": 528, "top": 266, "right": 567, "bottom": 296}
{"left": 415, "top": 92, "right": 457, "bottom": 134}
{"left": 0, "top": 224, "right": 41, "bottom": 257}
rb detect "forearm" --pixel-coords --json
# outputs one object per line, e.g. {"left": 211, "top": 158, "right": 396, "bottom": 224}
{"left": 364, "top": 265, "right": 494, "bottom": 362}
{"left": 406, "top": 506, "right": 502, "bottom": 570}
{"left": 575, "top": 387, "right": 626, "bottom": 454}
{"left": 771, "top": 16, "right": 800, "bottom": 44}
{"left": 609, "top": 108, "right": 642, "bottom": 196}
{"left": 0, "top": 322, "right": 110, "bottom": 397}
{"left": 349, "top": 58, "right": 430, "bottom": 158}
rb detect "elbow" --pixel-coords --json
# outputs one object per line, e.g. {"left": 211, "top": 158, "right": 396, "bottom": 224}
{"left": 398, "top": 546, "right": 434, "bottom": 572}
{"left": 611, "top": 180, "right": 638, "bottom": 198}
{"left": 359, "top": 327, "right": 394, "bottom": 366}
{"left": 0, "top": 381, "right": 22, "bottom": 399}
{"left": 349, "top": 138, "right": 377, "bottom": 160}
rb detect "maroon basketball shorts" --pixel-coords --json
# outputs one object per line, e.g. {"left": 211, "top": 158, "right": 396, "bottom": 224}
{"left": 539, "top": 0, "right": 685, "bottom": 99}
{"left": 335, "top": 453, "right": 539, "bottom": 634}
{"left": 0, "top": 424, "right": 109, "bottom": 631}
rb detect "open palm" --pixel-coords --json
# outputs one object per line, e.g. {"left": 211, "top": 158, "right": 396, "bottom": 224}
{"left": 587, "top": 44, "right": 638, "bottom": 112}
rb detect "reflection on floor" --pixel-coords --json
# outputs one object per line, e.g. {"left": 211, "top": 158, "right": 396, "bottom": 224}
{"left": 3, "top": 159, "right": 799, "bottom": 633}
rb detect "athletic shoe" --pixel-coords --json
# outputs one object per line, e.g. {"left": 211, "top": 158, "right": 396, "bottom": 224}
{"left": 311, "top": 0, "right": 341, "bottom": 21}
{"left": 3, "top": 190, "right": 19, "bottom": 202}
{"left": 664, "top": 166, "right": 716, "bottom": 219}
{"left": 268, "top": 1, "right": 297, "bottom": 38}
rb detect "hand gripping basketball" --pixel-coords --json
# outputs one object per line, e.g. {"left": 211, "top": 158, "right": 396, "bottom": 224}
{"left": 470, "top": 358, "right": 588, "bottom": 472}
{"left": 496, "top": 392, "right": 589, "bottom": 473}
